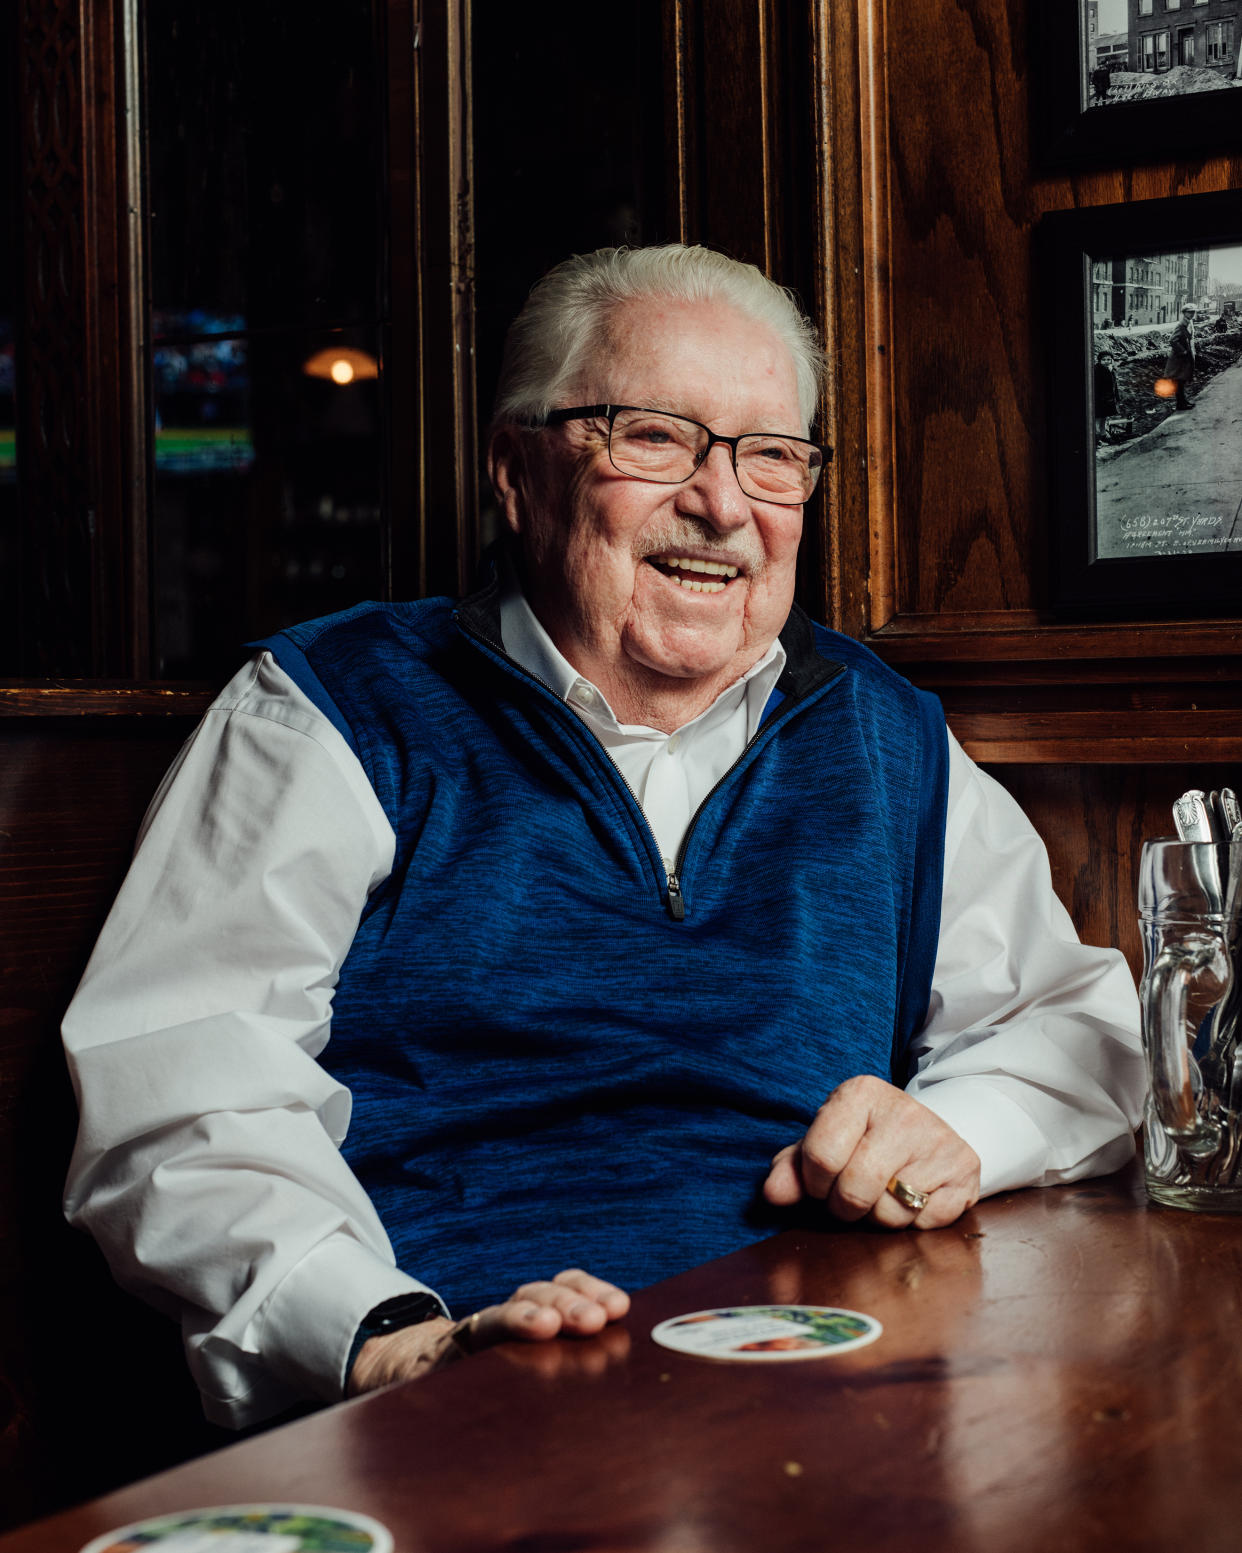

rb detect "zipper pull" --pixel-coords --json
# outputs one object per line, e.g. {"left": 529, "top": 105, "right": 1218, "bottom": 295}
{"left": 666, "top": 871, "right": 685, "bottom": 921}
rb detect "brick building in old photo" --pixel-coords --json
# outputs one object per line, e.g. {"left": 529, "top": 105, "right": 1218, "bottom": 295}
{"left": 1129, "top": 0, "right": 1239, "bottom": 74}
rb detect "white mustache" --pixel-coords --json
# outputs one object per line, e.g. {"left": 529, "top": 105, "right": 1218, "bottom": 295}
{"left": 636, "top": 520, "right": 764, "bottom": 579}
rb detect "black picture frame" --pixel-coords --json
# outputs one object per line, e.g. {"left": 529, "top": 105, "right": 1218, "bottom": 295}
{"left": 1042, "top": 189, "right": 1242, "bottom": 618}
{"left": 1035, "top": 0, "right": 1242, "bottom": 170}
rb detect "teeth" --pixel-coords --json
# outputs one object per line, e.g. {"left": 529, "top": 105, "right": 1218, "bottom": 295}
{"left": 672, "top": 576, "right": 726, "bottom": 593}
{"left": 651, "top": 554, "right": 740, "bottom": 578}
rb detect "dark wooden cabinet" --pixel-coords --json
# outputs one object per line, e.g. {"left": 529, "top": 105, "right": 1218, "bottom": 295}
{"left": 9, "top": 0, "right": 479, "bottom": 683}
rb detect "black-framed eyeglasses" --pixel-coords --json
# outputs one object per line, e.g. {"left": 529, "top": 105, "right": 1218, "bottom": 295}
{"left": 540, "top": 404, "right": 830, "bottom": 507}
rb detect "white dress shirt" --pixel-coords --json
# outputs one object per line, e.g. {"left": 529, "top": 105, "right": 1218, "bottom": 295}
{"left": 499, "top": 579, "right": 788, "bottom": 873}
{"left": 61, "top": 601, "right": 1146, "bottom": 1429}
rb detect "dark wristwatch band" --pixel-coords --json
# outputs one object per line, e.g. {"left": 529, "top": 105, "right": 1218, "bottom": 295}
{"left": 358, "top": 1291, "right": 446, "bottom": 1337}
{"left": 346, "top": 1290, "right": 447, "bottom": 1381}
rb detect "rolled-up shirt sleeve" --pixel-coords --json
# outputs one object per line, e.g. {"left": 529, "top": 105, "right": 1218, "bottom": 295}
{"left": 907, "top": 730, "right": 1147, "bottom": 1197}
{"left": 61, "top": 653, "right": 435, "bottom": 1430}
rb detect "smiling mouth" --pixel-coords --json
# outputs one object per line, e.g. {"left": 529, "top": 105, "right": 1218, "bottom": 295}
{"left": 645, "top": 553, "right": 741, "bottom": 594}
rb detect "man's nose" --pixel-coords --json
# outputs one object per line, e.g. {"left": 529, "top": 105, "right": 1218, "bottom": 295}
{"left": 677, "top": 441, "right": 749, "bottom": 530}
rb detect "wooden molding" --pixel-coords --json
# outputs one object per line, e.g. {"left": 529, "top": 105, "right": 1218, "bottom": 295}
{"left": 404, "top": 0, "right": 478, "bottom": 600}
{"left": 0, "top": 683, "right": 213, "bottom": 717}
{"left": 951, "top": 708, "right": 1242, "bottom": 766}
{"left": 869, "top": 613, "right": 1242, "bottom": 666}
{"left": 662, "top": 0, "right": 692, "bottom": 244}
{"left": 857, "top": 0, "right": 897, "bottom": 636}
{"left": 18, "top": 0, "right": 95, "bottom": 673}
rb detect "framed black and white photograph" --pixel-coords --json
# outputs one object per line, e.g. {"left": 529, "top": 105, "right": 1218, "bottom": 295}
{"left": 1043, "top": 190, "right": 1242, "bottom": 616}
{"left": 1036, "top": 0, "right": 1242, "bottom": 167}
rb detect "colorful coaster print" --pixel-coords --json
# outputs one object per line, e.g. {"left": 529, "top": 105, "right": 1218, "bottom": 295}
{"left": 651, "top": 1304, "right": 882, "bottom": 1361}
{"left": 78, "top": 1504, "right": 393, "bottom": 1553}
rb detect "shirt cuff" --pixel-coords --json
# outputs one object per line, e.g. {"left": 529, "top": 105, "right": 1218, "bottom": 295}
{"left": 253, "top": 1232, "right": 449, "bottom": 1403}
{"left": 910, "top": 1077, "right": 1051, "bottom": 1198}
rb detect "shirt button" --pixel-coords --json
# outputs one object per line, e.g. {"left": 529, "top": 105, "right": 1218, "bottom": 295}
{"left": 666, "top": 734, "right": 681, "bottom": 754}
{"left": 572, "top": 683, "right": 597, "bottom": 707}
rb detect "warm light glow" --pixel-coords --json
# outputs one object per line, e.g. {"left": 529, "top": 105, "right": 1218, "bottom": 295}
{"left": 1154, "top": 378, "right": 1177, "bottom": 399}
{"left": 302, "top": 346, "right": 379, "bottom": 384}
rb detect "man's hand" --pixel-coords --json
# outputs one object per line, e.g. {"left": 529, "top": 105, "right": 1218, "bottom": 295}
{"left": 347, "top": 1269, "right": 630, "bottom": 1397}
{"left": 762, "top": 1075, "right": 980, "bottom": 1229}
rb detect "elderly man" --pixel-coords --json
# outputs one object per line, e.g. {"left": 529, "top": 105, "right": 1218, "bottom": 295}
{"left": 62, "top": 244, "right": 1144, "bottom": 1429}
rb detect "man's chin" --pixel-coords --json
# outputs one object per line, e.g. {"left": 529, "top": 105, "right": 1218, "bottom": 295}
{"left": 621, "top": 628, "right": 751, "bottom": 688}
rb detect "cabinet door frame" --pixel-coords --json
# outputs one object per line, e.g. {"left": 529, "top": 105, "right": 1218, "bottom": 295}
{"left": 9, "top": 0, "right": 477, "bottom": 686}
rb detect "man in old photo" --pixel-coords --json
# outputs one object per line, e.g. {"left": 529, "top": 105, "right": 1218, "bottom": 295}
{"left": 1165, "top": 303, "right": 1198, "bottom": 412}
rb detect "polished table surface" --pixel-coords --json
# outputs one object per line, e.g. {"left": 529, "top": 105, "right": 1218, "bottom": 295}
{"left": 7, "top": 1162, "right": 1242, "bottom": 1553}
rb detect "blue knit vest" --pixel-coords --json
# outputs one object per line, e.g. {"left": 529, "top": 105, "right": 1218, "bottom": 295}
{"left": 256, "top": 580, "right": 948, "bottom": 1316}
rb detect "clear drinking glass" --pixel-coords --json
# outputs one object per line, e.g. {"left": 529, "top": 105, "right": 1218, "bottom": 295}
{"left": 1138, "top": 837, "right": 1242, "bottom": 1210}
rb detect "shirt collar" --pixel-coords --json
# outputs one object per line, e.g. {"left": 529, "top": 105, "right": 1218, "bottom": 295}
{"left": 497, "top": 568, "right": 787, "bottom": 740}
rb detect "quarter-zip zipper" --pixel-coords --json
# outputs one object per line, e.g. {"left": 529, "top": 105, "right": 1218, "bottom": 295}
{"left": 456, "top": 609, "right": 842, "bottom": 922}
{"left": 661, "top": 673, "right": 842, "bottom": 918}
{"left": 457, "top": 614, "right": 675, "bottom": 902}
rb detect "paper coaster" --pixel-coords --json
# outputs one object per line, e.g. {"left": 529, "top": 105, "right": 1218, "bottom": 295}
{"left": 651, "top": 1304, "right": 882, "bottom": 1361}
{"left": 78, "top": 1503, "right": 394, "bottom": 1553}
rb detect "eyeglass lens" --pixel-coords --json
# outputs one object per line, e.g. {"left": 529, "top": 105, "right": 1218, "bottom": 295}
{"left": 608, "top": 409, "right": 821, "bottom": 503}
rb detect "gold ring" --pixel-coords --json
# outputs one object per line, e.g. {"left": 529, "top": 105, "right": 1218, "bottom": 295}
{"left": 887, "top": 1176, "right": 930, "bottom": 1213}
{"left": 450, "top": 1310, "right": 483, "bottom": 1354}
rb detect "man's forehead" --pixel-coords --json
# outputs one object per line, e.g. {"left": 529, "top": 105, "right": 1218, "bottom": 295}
{"left": 576, "top": 297, "right": 802, "bottom": 423}
{"left": 596, "top": 294, "right": 765, "bottom": 352}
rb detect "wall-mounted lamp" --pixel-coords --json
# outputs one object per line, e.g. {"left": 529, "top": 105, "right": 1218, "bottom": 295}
{"left": 302, "top": 347, "right": 379, "bottom": 385}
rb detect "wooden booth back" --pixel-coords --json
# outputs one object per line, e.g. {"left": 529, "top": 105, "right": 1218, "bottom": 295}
{"left": 0, "top": 704, "right": 227, "bottom": 1531}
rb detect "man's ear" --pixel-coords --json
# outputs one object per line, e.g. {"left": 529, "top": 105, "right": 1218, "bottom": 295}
{"left": 487, "top": 426, "right": 528, "bottom": 537}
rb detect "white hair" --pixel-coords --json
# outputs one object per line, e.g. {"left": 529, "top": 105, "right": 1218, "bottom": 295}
{"left": 492, "top": 243, "right": 825, "bottom": 432}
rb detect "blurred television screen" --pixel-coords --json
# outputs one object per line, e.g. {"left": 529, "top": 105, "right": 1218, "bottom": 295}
{"left": 0, "top": 318, "right": 14, "bottom": 481}
{"left": 153, "top": 312, "right": 254, "bottom": 474}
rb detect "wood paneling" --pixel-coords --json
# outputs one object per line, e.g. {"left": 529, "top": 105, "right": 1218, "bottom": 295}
{"left": 862, "top": 0, "right": 1242, "bottom": 633}
{"left": 399, "top": 0, "right": 479, "bottom": 602}
{"left": 982, "top": 761, "right": 1240, "bottom": 983}
{"left": 813, "top": 0, "right": 1242, "bottom": 776}
{"left": 799, "top": 6, "right": 1242, "bottom": 970}
{"left": 0, "top": 683, "right": 214, "bottom": 717}
{"left": 821, "top": 7, "right": 1242, "bottom": 982}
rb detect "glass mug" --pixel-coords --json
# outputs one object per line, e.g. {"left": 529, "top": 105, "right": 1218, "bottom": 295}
{"left": 1138, "top": 837, "right": 1242, "bottom": 1210}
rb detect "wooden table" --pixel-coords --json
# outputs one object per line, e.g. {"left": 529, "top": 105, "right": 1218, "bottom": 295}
{"left": 6, "top": 1162, "right": 1242, "bottom": 1552}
